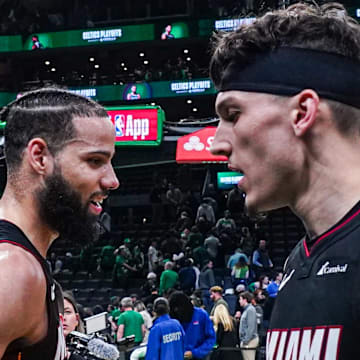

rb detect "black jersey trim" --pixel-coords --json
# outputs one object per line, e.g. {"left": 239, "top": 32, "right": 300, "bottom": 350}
{"left": 303, "top": 207, "right": 360, "bottom": 257}
{"left": 0, "top": 239, "right": 43, "bottom": 263}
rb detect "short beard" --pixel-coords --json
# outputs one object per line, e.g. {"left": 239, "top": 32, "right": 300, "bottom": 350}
{"left": 36, "top": 166, "right": 101, "bottom": 246}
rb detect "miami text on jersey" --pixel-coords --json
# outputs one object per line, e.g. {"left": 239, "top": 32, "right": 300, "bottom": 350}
{"left": 267, "top": 325, "right": 342, "bottom": 360}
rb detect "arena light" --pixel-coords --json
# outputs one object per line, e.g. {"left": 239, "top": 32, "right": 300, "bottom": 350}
{"left": 144, "top": 60, "right": 149, "bottom": 65}
{"left": 184, "top": 49, "right": 189, "bottom": 54}
{"left": 121, "top": 62, "right": 125, "bottom": 67}
{"left": 45, "top": 60, "right": 50, "bottom": 65}
{"left": 186, "top": 57, "right": 191, "bottom": 61}
{"left": 192, "top": 107, "right": 198, "bottom": 112}
{"left": 51, "top": 67, "right": 56, "bottom": 72}
{"left": 89, "top": 57, "right": 95, "bottom": 62}
{"left": 139, "top": 52, "right": 145, "bottom": 57}
{"left": 187, "top": 99, "right": 192, "bottom": 104}
{"left": 94, "top": 64, "right": 100, "bottom": 69}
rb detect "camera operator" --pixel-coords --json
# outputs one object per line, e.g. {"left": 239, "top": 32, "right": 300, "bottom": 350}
{"left": 62, "top": 291, "right": 86, "bottom": 360}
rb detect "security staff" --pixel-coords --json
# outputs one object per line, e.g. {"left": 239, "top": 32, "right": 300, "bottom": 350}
{"left": 145, "top": 298, "right": 185, "bottom": 360}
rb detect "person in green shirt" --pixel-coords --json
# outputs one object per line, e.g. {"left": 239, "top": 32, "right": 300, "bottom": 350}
{"left": 98, "top": 242, "right": 115, "bottom": 273}
{"left": 159, "top": 261, "right": 178, "bottom": 296}
{"left": 231, "top": 257, "right": 249, "bottom": 288}
{"left": 117, "top": 297, "right": 145, "bottom": 345}
{"left": 112, "top": 246, "right": 136, "bottom": 289}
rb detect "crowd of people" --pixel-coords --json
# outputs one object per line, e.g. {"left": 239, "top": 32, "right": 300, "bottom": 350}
{"left": 24, "top": 54, "right": 206, "bottom": 90}
{"left": 52, "top": 175, "right": 283, "bottom": 359}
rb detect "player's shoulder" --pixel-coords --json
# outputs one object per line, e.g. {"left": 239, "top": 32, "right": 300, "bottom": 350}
{"left": 0, "top": 242, "right": 46, "bottom": 299}
{"left": 0, "top": 243, "right": 47, "bottom": 343}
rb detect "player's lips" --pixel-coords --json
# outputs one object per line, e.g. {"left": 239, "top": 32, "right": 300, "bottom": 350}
{"left": 228, "top": 164, "right": 243, "bottom": 174}
{"left": 89, "top": 197, "right": 106, "bottom": 215}
{"left": 228, "top": 163, "right": 246, "bottom": 188}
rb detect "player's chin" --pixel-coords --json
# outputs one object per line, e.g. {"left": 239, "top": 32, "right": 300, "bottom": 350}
{"left": 245, "top": 195, "right": 268, "bottom": 219}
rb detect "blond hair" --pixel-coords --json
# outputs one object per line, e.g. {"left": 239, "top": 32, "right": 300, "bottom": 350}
{"left": 213, "top": 304, "right": 234, "bottom": 332}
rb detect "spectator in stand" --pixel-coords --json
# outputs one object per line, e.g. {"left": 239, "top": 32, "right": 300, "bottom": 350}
{"left": 199, "top": 260, "right": 216, "bottom": 313}
{"left": 196, "top": 216, "right": 213, "bottom": 236}
{"left": 108, "top": 296, "right": 121, "bottom": 340}
{"left": 112, "top": 245, "right": 137, "bottom": 289}
{"left": 175, "top": 211, "right": 193, "bottom": 233}
{"left": 159, "top": 261, "right": 178, "bottom": 296}
{"left": 161, "top": 230, "right": 182, "bottom": 258}
{"left": 178, "top": 258, "right": 196, "bottom": 294}
{"left": 143, "top": 285, "right": 160, "bottom": 307}
{"left": 263, "top": 272, "right": 283, "bottom": 332}
{"left": 216, "top": 210, "right": 236, "bottom": 235}
{"left": 47, "top": 251, "right": 63, "bottom": 274}
{"left": 148, "top": 239, "right": 159, "bottom": 273}
{"left": 249, "top": 274, "right": 270, "bottom": 293}
{"left": 132, "top": 242, "right": 145, "bottom": 275}
{"left": 142, "top": 272, "right": 157, "bottom": 297}
{"left": 134, "top": 300, "right": 153, "bottom": 342}
{"left": 252, "top": 239, "right": 273, "bottom": 278}
{"left": 145, "top": 297, "right": 185, "bottom": 360}
{"left": 204, "top": 230, "right": 221, "bottom": 262}
{"left": 266, "top": 272, "right": 283, "bottom": 299}
{"left": 97, "top": 239, "right": 115, "bottom": 273}
{"left": 252, "top": 289, "right": 266, "bottom": 347}
{"left": 190, "top": 258, "right": 201, "bottom": 290}
{"left": 239, "top": 292, "right": 259, "bottom": 360}
{"left": 196, "top": 200, "right": 216, "bottom": 226}
{"left": 240, "top": 226, "right": 255, "bottom": 256}
{"left": 169, "top": 291, "right": 216, "bottom": 360}
{"left": 227, "top": 248, "right": 249, "bottom": 270}
{"left": 226, "top": 185, "right": 245, "bottom": 222}
{"left": 193, "top": 243, "right": 210, "bottom": 270}
{"left": 231, "top": 257, "right": 249, "bottom": 288}
{"left": 166, "top": 182, "right": 182, "bottom": 222}
{"left": 212, "top": 304, "right": 239, "bottom": 360}
{"left": 187, "top": 225, "right": 203, "bottom": 250}
{"left": 117, "top": 297, "right": 146, "bottom": 345}
{"left": 210, "top": 286, "right": 229, "bottom": 318}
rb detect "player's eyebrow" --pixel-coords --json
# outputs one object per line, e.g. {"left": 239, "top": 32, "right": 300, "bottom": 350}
{"left": 85, "top": 150, "right": 114, "bottom": 159}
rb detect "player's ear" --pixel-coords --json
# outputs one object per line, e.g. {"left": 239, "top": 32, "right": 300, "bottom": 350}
{"left": 26, "top": 138, "right": 53, "bottom": 175}
{"left": 290, "top": 89, "right": 319, "bottom": 137}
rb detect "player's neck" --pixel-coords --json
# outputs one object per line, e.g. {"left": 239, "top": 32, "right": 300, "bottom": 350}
{"left": 291, "top": 167, "right": 360, "bottom": 238}
{"left": 290, "top": 131, "right": 360, "bottom": 237}
{"left": 0, "top": 187, "right": 58, "bottom": 257}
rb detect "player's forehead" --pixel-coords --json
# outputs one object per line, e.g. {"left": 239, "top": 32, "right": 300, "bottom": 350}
{"left": 65, "top": 115, "right": 115, "bottom": 153}
{"left": 215, "top": 90, "right": 278, "bottom": 115}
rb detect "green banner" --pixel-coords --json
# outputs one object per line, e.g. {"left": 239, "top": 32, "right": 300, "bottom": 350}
{"left": 0, "top": 35, "right": 23, "bottom": 52}
{"left": 24, "top": 24, "right": 155, "bottom": 50}
{"left": 0, "top": 78, "right": 216, "bottom": 114}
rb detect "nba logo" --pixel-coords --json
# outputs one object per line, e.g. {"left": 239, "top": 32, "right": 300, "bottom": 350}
{"left": 115, "top": 114, "right": 125, "bottom": 137}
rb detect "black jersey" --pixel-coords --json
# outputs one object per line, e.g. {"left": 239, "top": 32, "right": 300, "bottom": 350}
{"left": 267, "top": 202, "right": 360, "bottom": 360}
{"left": 0, "top": 220, "right": 66, "bottom": 360}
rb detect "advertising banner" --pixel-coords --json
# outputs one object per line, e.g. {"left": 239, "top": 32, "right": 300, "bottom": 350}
{"left": 106, "top": 106, "right": 164, "bottom": 146}
{"left": 176, "top": 127, "right": 228, "bottom": 163}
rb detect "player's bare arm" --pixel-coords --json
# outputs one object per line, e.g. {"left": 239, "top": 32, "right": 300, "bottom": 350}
{"left": 0, "top": 244, "right": 47, "bottom": 358}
